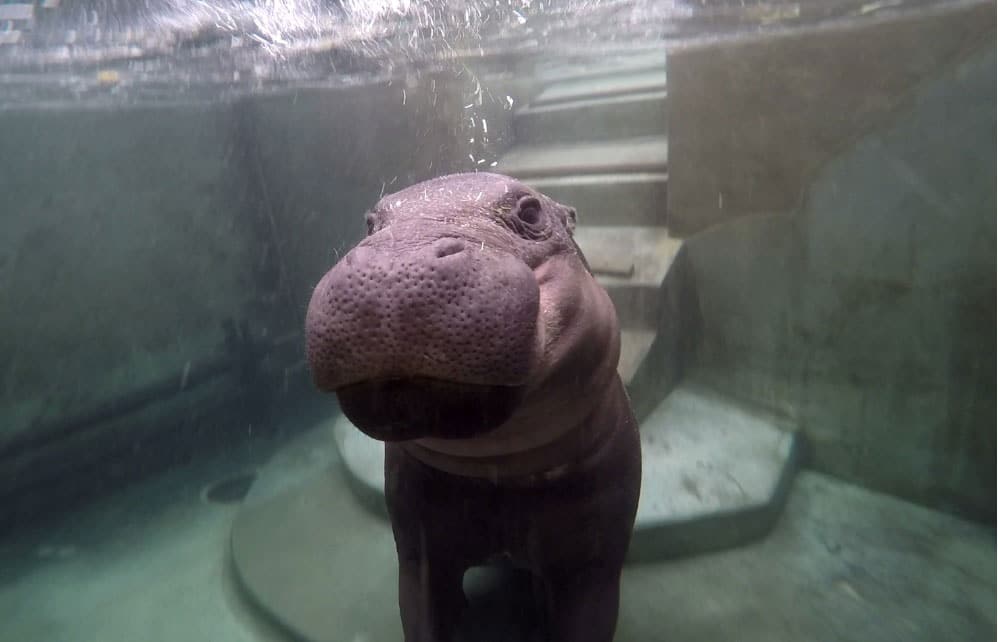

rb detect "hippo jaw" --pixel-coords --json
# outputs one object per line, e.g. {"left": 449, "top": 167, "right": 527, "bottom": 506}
{"left": 306, "top": 173, "right": 581, "bottom": 442}
{"left": 335, "top": 378, "right": 527, "bottom": 441}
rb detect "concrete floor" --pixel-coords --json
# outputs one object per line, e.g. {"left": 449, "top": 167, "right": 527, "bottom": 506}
{"left": 0, "top": 427, "right": 303, "bottom": 642}
{"left": 0, "top": 415, "right": 993, "bottom": 642}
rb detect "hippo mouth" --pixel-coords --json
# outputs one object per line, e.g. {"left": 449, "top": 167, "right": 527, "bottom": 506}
{"left": 337, "top": 377, "right": 526, "bottom": 442}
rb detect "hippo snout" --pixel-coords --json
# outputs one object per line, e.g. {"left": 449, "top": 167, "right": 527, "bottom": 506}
{"left": 305, "top": 236, "right": 541, "bottom": 395}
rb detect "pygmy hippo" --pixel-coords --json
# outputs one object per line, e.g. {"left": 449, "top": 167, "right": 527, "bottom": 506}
{"left": 305, "top": 172, "right": 641, "bottom": 642}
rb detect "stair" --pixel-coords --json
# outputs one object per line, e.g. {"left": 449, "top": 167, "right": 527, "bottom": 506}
{"left": 498, "top": 136, "right": 668, "bottom": 179}
{"left": 497, "top": 50, "right": 801, "bottom": 560}
{"left": 530, "top": 49, "right": 668, "bottom": 85}
{"left": 521, "top": 173, "right": 667, "bottom": 226}
{"left": 496, "top": 52, "right": 671, "bottom": 388}
{"left": 628, "top": 383, "right": 801, "bottom": 561}
{"left": 515, "top": 91, "right": 669, "bottom": 145}
{"left": 573, "top": 225, "right": 682, "bottom": 331}
{"left": 531, "top": 68, "right": 667, "bottom": 106}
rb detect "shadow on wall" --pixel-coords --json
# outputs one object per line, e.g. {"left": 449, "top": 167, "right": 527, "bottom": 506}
{"left": 684, "top": 47, "right": 996, "bottom": 522}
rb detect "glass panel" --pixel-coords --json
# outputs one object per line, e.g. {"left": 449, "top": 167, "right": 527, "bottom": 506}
{"left": 1, "top": 2, "right": 993, "bottom": 641}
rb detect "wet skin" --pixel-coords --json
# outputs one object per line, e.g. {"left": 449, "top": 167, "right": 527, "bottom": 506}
{"left": 306, "top": 172, "right": 641, "bottom": 642}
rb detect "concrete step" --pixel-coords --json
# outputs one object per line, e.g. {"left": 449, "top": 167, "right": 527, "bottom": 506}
{"left": 330, "top": 330, "right": 661, "bottom": 513}
{"left": 532, "top": 68, "right": 668, "bottom": 107}
{"left": 574, "top": 225, "right": 683, "bottom": 330}
{"left": 523, "top": 173, "right": 667, "bottom": 227}
{"left": 618, "top": 328, "right": 657, "bottom": 385}
{"left": 515, "top": 90, "right": 667, "bottom": 145}
{"left": 328, "top": 379, "right": 801, "bottom": 564}
{"left": 628, "top": 382, "right": 802, "bottom": 561}
{"left": 532, "top": 50, "right": 666, "bottom": 85}
{"left": 497, "top": 136, "right": 668, "bottom": 179}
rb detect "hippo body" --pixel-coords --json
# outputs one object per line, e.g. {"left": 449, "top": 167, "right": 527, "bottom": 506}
{"left": 306, "top": 173, "right": 641, "bottom": 642}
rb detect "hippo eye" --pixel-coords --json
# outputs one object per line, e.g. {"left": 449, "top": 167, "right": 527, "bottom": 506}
{"left": 364, "top": 212, "right": 378, "bottom": 235}
{"left": 516, "top": 197, "right": 542, "bottom": 225}
{"left": 505, "top": 195, "right": 552, "bottom": 241}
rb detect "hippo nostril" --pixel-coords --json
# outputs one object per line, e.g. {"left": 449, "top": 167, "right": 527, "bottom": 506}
{"left": 434, "top": 238, "right": 465, "bottom": 259}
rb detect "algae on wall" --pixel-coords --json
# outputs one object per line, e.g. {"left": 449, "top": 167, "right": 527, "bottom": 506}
{"left": 686, "top": 47, "right": 996, "bottom": 521}
{"left": 794, "top": 47, "right": 996, "bottom": 519}
{"left": 0, "top": 105, "right": 257, "bottom": 443}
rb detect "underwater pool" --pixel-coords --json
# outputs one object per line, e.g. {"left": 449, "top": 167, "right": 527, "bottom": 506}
{"left": 0, "top": 1, "right": 993, "bottom": 641}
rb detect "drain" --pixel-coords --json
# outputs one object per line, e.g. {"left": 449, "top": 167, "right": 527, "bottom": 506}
{"left": 202, "top": 471, "right": 257, "bottom": 504}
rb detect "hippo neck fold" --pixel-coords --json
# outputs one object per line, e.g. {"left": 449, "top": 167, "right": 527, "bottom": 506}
{"left": 400, "top": 376, "right": 631, "bottom": 480}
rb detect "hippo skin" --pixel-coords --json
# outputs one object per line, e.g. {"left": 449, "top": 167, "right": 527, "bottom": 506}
{"left": 305, "top": 172, "right": 641, "bottom": 642}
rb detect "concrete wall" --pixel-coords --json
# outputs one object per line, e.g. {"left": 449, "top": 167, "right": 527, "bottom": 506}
{"left": 0, "top": 64, "right": 521, "bottom": 523}
{"left": 0, "top": 105, "right": 255, "bottom": 444}
{"left": 0, "top": 66, "right": 519, "bottom": 451}
{"left": 666, "top": 2, "right": 996, "bottom": 235}
{"left": 685, "top": 47, "right": 996, "bottom": 521}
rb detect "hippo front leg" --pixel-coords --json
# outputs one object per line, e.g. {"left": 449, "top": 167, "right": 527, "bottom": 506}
{"left": 396, "top": 542, "right": 467, "bottom": 642}
{"left": 524, "top": 406, "right": 642, "bottom": 642}
{"left": 386, "top": 444, "right": 480, "bottom": 642}
{"left": 536, "top": 564, "right": 626, "bottom": 642}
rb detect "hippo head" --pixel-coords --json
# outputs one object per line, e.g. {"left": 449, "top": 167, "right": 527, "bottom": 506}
{"left": 305, "top": 172, "right": 595, "bottom": 442}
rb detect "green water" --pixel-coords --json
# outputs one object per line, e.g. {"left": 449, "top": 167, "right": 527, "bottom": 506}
{"left": 0, "top": 1, "right": 993, "bottom": 641}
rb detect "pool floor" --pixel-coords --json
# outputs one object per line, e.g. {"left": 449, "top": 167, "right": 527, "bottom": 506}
{"left": 0, "top": 417, "right": 993, "bottom": 642}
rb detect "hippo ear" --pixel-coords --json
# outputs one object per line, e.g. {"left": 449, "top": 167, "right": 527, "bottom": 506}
{"left": 563, "top": 206, "right": 578, "bottom": 236}
{"left": 560, "top": 206, "right": 591, "bottom": 273}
